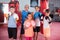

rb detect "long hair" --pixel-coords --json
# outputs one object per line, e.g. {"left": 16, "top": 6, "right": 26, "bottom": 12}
{"left": 27, "top": 12, "right": 34, "bottom": 20}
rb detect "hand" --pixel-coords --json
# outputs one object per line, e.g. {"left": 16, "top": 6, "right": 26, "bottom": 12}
{"left": 41, "top": 21, "right": 43, "bottom": 24}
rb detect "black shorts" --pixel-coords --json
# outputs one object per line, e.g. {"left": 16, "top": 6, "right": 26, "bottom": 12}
{"left": 34, "top": 27, "right": 40, "bottom": 32}
{"left": 20, "top": 24, "right": 24, "bottom": 34}
{"left": 8, "top": 28, "right": 17, "bottom": 39}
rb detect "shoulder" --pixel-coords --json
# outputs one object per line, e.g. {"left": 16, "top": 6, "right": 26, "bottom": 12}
{"left": 24, "top": 20, "right": 29, "bottom": 24}
{"left": 35, "top": 12, "right": 41, "bottom": 14}
{"left": 39, "top": 12, "right": 42, "bottom": 13}
{"left": 8, "top": 12, "right": 11, "bottom": 16}
{"left": 34, "top": 12, "right": 37, "bottom": 15}
{"left": 36, "top": 12, "right": 42, "bottom": 14}
{"left": 22, "top": 10, "right": 25, "bottom": 12}
{"left": 35, "top": 12, "right": 37, "bottom": 13}
{"left": 13, "top": 13, "right": 18, "bottom": 18}
{"left": 22, "top": 10, "right": 26, "bottom": 14}
{"left": 14, "top": 13, "right": 18, "bottom": 16}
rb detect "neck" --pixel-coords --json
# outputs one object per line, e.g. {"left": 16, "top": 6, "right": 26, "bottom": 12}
{"left": 45, "top": 15, "right": 49, "bottom": 17}
{"left": 28, "top": 19, "right": 31, "bottom": 21}
{"left": 36, "top": 11, "right": 39, "bottom": 12}
{"left": 11, "top": 13, "right": 14, "bottom": 15}
{"left": 11, "top": 12, "right": 14, "bottom": 14}
{"left": 25, "top": 10, "right": 28, "bottom": 12}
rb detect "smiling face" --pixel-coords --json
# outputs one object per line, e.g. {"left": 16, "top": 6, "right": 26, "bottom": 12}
{"left": 10, "top": 7, "right": 15, "bottom": 14}
{"left": 35, "top": 6, "right": 40, "bottom": 12}
{"left": 24, "top": 5, "right": 29, "bottom": 11}
{"left": 45, "top": 9, "right": 50, "bottom": 16}
{"left": 27, "top": 14, "right": 32, "bottom": 20}
{"left": 45, "top": 12, "right": 50, "bottom": 16}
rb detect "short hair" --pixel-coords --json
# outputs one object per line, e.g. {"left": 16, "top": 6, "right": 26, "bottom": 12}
{"left": 27, "top": 12, "right": 31, "bottom": 16}
{"left": 27, "top": 12, "right": 34, "bottom": 19}
{"left": 35, "top": 6, "right": 40, "bottom": 9}
{"left": 25, "top": 5, "right": 29, "bottom": 7}
{"left": 45, "top": 9, "right": 50, "bottom": 13}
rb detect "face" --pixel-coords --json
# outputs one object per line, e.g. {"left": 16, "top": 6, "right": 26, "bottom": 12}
{"left": 12, "top": 0, "right": 15, "bottom": 1}
{"left": 27, "top": 14, "right": 32, "bottom": 20}
{"left": 45, "top": 12, "right": 50, "bottom": 16}
{"left": 25, "top": 5, "right": 29, "bottom": 11}
{"left": 10, "top": 8, "right": 15, "bottom": 13}
{"left": 35, "top": 7, "right": 39, "bottom": 12}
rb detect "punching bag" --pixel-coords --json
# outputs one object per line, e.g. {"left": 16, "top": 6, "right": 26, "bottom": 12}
{"left": 40, "top": 0, "right": 48, "bottom": 34}
{"left": 0, "top": 3, "right": 4, "bottom": 23}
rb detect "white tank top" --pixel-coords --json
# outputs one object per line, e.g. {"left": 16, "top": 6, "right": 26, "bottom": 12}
{"left": 35, "top": 18, "right": 40, "bottom": 27}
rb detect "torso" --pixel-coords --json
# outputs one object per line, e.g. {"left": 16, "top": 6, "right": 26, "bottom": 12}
{"left": 24, "top": 20, "right": 35, "bottom": 37}
{"left": 43, "top": 16, "right": 51, "bottom": 28}
{"left": 8, "top": 13, "right": 18, "bottom": 28}
{"left": 34, "top": 12, "right": 42, "bottom": 27}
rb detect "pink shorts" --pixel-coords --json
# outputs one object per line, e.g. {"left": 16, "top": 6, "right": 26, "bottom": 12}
{"left": 25, "top": 37, "right": 32, "bottom": 40}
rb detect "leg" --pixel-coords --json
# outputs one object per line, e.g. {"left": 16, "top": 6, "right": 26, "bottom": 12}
{"left": 36, "top": 27, "right": 40, "bottom": 40}
{"left": 36, "top": 32, "right": 39, "bottom": 40}
{"left": 8, "top": 28, "right": 13, "bottom": 40}
{"left": 45, "top": 37, "right": 48, "bottom": 40}
{"left": 29, "top": 37, "right": 32, "bottom": 40}
{"left": 17, "top": 26, "right": 21, "bottom": 40}
{"left": 35, "top": 27, "right": 40, "bottom": 40}
{"left": 44, "top": 28, "right": 50, "bottom": 40}
{"left": 33, "top": 27, "right": 37, "bottom": 40}
{"left": 25, "top": 37, "right": 29, "bottom": 40}
{"left": 20, "top": 24, "right": 24, "bottom": 40}
{"left": 33, "top": 32, "right": 35, "bottom": 40}
{"left": 45, "top": 37, "right": 50, "bottom": 40}
{"left": 9, "top": 38, "right": 13, "bottom": 40}
{"left": 13, "top": 28, "right": 17, "bottom": 40}
{"left": 34, "top": 32, "right": 37, "bottom": 40}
